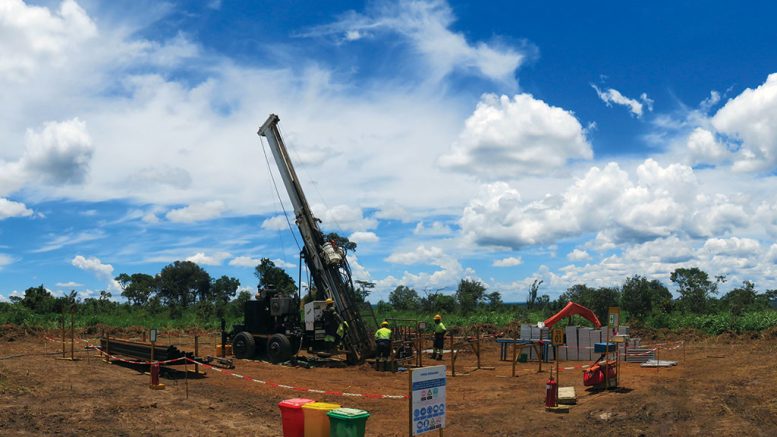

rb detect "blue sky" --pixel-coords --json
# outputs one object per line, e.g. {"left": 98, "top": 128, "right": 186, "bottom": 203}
{"left": 2, "top": 0, "right": 777, "bottom": 303}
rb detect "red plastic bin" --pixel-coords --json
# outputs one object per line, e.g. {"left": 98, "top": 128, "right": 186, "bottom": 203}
{"left": 279, "top": 398, "right": 315, "bottom": 437}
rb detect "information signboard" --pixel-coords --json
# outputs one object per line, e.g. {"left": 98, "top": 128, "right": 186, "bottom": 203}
{"left": 551, "top": 328, "right": 564, "bottom": 346}
{"left": 410, "top": 365, "right": 446, "bottom": 435}
{"left": 608, "top": 307, "right": 620, "bottom": 337}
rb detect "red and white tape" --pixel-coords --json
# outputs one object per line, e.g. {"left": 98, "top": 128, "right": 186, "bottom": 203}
{"left": 185, "top": 357, "right": 407, "bottom": 400}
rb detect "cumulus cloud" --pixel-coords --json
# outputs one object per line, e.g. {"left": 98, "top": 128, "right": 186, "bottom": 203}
{"left": 0, "top": 0, "right": 97, "bottom": 81}
{"left": 459, "top": 159, "right": 752, "bottom": 250}
{"left": 567, "top": 249, "right": 590, "bottom": 261}
{"left": 166, "top": 201, "right": 225, "bottom": 223}
{"left": 381, "top": 245, "right": 470, "bottom": 291}
{"left": 0, "top": 118, "right": 94, "bottom": 196}
{"left": 493, "top": 256, "right": 522, "bottom": 267}
{"left": 592, "top": 85, "right": 653, "bottom": 118}
{"left": 302, "top": 0, "right": 524, "bottom": 86}
{"left": 712, "top": 73, "right": 777, "bottom": 172}
{"left": 686, "top": 127, "right": 730, "bottom": 165}
{"left": 314, "top": 204, "right": 377, "bottom": 232}
{"left": 413, "top": 221, "right": 452, "bottom": 236}
{"left": 439, "top": 94, "right": 593, "bottom": 179}
{"left": 186, "top": 251, "right": 231, "bottom": 266}
{"left": 349, "top": 231, "right": 379, "bottom": 244}
{"left": 261, "top": 215, "right": 290, "bottom": 231}
{"left": 71, "top": 255, "right": 114, "bottom": 276}
{"left": 0, "top": 198, "right": 33, "bottom": 220}
{"left": 228, "top": 256, "right": 262, "bottom": 267}
{"left": 387, "top": 245, "right": 445, "bottom": 265}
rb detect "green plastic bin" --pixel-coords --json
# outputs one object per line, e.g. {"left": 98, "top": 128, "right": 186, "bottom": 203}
{"left": 327, "top": 408, "right": 370, "bottom": 437}
{"left": 518, "top": 353, "right": 528, "bottom": 363}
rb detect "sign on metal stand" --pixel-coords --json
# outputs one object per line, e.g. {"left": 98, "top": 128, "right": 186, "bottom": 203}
{"left": 409, "top": 365, "right": 446, "bottom": 436}
{"left": 551, "top": 328, "right": 564, "bottom": 395}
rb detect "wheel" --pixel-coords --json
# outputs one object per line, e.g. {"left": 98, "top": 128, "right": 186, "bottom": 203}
{"left": 266, "top": 333, "right": 293, "bottom": 363}
{"left": 232, "top": 331, "right": 256, "bottom": 359}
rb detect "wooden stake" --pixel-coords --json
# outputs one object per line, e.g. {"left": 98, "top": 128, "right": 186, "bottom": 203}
{"left": 185, "top": 357, "right": 189, "bottom": 400}
{"left": 194, "top": 335, "right": 199, "bottom": 375}
{"left": 449, "top": 332, "right": 455, "bottom": 377}
{"left": 476, "top": 327, "right": 481, "bottom": 370}
{"left": 70, "top": 309, "right": 75, "bottom": 360}
{"left": 512, "top": 337, "right": 517, "bottom": 377}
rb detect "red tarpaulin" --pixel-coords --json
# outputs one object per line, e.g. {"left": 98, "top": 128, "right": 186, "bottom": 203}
{"left": 542, "top": 301, "right": 602, "bottom": 329}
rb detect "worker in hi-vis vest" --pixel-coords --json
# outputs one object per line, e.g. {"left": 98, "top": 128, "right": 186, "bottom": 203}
{"left": 374, "top": 320, "right": 392, "bottom": 371}
{"left": 432, "top": 314, "right": 447, "bottom": 360}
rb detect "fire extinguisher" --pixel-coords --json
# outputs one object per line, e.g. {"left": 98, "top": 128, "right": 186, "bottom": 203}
{"left": 545, "top": 374, "right": 558, "bottom": 407}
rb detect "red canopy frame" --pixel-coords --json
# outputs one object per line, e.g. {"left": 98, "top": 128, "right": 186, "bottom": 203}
{"left": 542, "top": 301, "right": 602, "bottom": 329}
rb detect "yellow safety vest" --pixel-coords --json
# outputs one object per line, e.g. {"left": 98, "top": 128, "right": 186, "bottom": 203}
{"left": 375, "top": 327, "right": 392, "bottom": 340}
{"left": 434, "top": 322, "right": 446, "bottom": 334}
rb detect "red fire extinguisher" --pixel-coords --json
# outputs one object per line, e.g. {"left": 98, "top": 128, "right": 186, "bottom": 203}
{"left": 545, "top": 374, "right": 558, "bottom": 407}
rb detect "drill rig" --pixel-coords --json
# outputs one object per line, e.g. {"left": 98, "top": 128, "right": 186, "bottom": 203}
{"left": 230, "top": 114, "right": 375, "bottom": 364}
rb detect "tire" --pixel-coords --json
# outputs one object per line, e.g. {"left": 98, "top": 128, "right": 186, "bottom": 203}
{"left": 232, "top": 331, "right": 256, "bottom": 359}
{"left": 266, "top": 333, "right": 293, "bottom": 363}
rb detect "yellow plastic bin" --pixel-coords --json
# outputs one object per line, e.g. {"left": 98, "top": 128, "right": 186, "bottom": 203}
{"left": 327, "top": 408, "right": 370, "bottom": 437}
{"left": 301, "top": 402, "right": 341, "bottom": 437}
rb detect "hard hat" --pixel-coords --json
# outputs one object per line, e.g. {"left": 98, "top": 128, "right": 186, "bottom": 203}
{"left": 325, "top": 298, "right": 334, "bottom": 305}
{"left": 434, "top": 314, "right": 442, "bottom": 321}
{"left": 381, "top": 321, "right": 389, "bottom": 327}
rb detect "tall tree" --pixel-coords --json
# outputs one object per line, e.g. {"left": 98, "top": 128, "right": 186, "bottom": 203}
{"left": 115, "top": 273, "right": 157, "bottom": 306}
{"left": 670, "top": 267, "right": 719, "bottom": 314}
{"left": 455, "top": 279, "right": 486, "bottom": 314}
{"left": 157, "top": 261, "right": 211, "bottom": 310}
{"left": 485, "top": 291, "right": 504, "bottom": 310}
{"left": 621, "top": 275, "right": 672, "bottom": 319}
{"left": 324, "top": 232, "right": 357, "bottom": 253}
{"left": 354, "top": 280, "right": 375, "bottom": 304}
{"left": 389, "top": 285, "right": 420, "bottom": 311}
{"left": 721, "top": 281, "right": 763, "bottom": 315}
{"left": 560, "top": 284, "right": 621, "bottom": 323}
{"left": 254, "top": 258, "right": 296, "bottom": 294}
{"left": 20, "top": 285, "right": 54, "bottom": 314}
{"left": 527, "top": 279, "right": 543, "bottom": 309}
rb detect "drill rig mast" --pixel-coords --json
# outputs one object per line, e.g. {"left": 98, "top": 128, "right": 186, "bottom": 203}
{"left": 258, "top": 114, "right": 374, "bottom": 363}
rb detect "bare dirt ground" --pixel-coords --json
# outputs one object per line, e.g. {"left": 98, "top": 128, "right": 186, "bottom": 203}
{"left": 1, "top": 327, "right": 776, "bottom": 436}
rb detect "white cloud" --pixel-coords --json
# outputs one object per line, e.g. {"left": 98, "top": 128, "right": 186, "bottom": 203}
{"left": 493, "top": 256, "right": 522, "bottom": 267}
{"left": 314, "top": 204, "right": 377, "bottom": 232}
{"left": 712, "top": 73, "right": 777, "bottom": 172}
{"left": 349, "top": 231, "right": 379, "bottom": 244}
{"left": 303, "top": 0, "right": 524, "bottom": 86}
{"left": 0, "top": 0, "right": 97, "bottom": 81}
{"left": 271, "top": 258, "right": 296, "bottom": 269}
{"left": 439, "top": 93, "right": 593, "bottom": 179}
{"left": 459, "top": 159, "right": 754, "bottom": 250}
{"left": 56, "top": 281, "right": 83, "bottom": 288}
{"left": 592, "top": 85, "right": 652, "bottom": 118}
{"left": 186, "top": 251, "right": 231, "bottom": 266}
{"left": 386, "top": 245, "right": 445, "bottom": 265}
{"left": 567, "top": 249, "right": 590, "bottom": 261}
{"left": 229, "top": 256, "right": 262, "bottom": 267}
{"left": 686, "top": 127, "right": 730, "bottom": 165}
{"left": 34, "top": 230, "right": 105, "bottom": 253}
{"left": 166, "top": 201, "right": 225, "bottom": 223}
{"left": 413, "top": 221, "right": 452, "bottom": 236}
{"left": 702, "top": 237, "right": 760, "bottom": 257}
{"left": 261, "top": 215, "right": 290, "bottom": 231}
{"left": 72, "top": 255, "right": 114, "bottom": 276}
{"left": 0, "top": 198, "right": 33, "bottom": 220}
{"left": 0, "top": 118, "right": 93, "bottom": 196}
{"left": 0, "top": 254, "right": 14, "bottom": 268}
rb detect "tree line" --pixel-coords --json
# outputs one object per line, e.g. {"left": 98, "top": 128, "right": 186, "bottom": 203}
{"left": 378, "top": 267, "right": 777, "bottom": 325}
